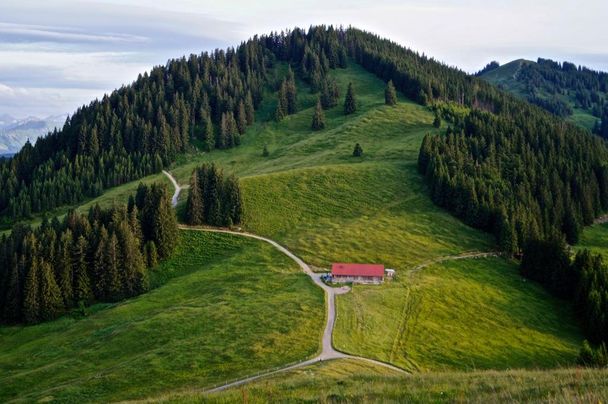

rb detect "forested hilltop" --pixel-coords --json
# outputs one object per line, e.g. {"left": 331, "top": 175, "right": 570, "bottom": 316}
{"left": 478, "top": 58, "right": 608, "bottom": 133}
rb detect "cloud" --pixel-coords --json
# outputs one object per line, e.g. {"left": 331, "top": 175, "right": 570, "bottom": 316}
{"left": 0, "top": 0, "right": 606, "bottom": 118}
{"left": 0, "top": 22, "right": 148, "bottom": 44}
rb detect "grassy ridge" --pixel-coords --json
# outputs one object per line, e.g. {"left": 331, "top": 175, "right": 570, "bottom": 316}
{"left": 196, "top": 358, "right": 608, "bottom": 403}
{"left": 0, "top": 231, "right": 323, "bottom": 402}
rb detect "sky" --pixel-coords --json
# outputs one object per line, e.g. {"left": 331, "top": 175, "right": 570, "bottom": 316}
{"left": 0, "top": 0, "right": 607, "bottom": 119}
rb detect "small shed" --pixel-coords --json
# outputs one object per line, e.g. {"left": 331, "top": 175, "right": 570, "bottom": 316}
{"left": 331, "top": 263, "right": 385, "bottom": 284}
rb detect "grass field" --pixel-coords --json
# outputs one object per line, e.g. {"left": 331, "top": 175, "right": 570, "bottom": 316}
{"left": 0, "top": 230, "right": 323, "bottom": 402}
{"left": 193, "top": 358, "right": 608, "bottom": 403}
{"left": 577, "top": 222, "right": 608, "bottom": 260}
{"left": 334, "top": 257, "right": 582, "bottom": 371}
{"left": 0, "top": 59, "right": 591, "bottom": 401}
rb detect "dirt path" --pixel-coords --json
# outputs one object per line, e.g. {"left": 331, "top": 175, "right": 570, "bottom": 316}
{"left": 160, "top": 170, "right": 407, "bottom": 393}
{"left": 407, "top": 251, "right": 501, "bottom": 275}
{"left": 162, "top": 170, "right": 181, "bottom": 207}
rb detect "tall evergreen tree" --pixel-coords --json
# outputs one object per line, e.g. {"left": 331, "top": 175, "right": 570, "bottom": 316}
{"left": 23, "top": 257, "right": 40, "bottom": 324}
{"left": 73, "top": 235, "right": 93, "bottom": 304}
{"left": 344, "top": 82, "right": 357, "bottom": 115}
{"left": 38, "top": 260, "right": 63, "bottom": 321}
{"left": 385, "top": 80, "right": 397, "bottom": 106}
{"left": 186, "top": 169, "right": 204, "bottom": 225}
{"left": 311, "top": 98, "right": 326, "bottom": 130}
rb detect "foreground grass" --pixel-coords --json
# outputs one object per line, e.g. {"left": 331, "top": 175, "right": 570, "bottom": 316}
{"left": 192, "top": 358, "right": 608, "bottom": 403}
{"left": 0, "top": 231, "right": 323, "bottom": 402}
{"left": 335, "top": 257, "right": 582, "bottom": 371}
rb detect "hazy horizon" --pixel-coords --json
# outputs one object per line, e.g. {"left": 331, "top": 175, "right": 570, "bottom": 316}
{"left": 1, "top": 0, "right": 607, "bottom": 119}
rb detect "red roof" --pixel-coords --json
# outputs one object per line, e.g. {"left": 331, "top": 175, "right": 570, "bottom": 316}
{"left": 331, "top": 263, "right": 385, "bottom": 277}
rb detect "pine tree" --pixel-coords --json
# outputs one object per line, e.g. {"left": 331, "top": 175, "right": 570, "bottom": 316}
{"left": 262, "top": 144, "right": 270, "bottom": 157}
{"left": 385, "top": 80, "right": 397, "bottom": 106}
{"left": 275, "top": 81, "right": 288, "bottom": 122}
{"left": 3, "top": 259, "right": 21, "bottom": 322}
{"left": 244, "top": 91, "right": 255, "bottom": 125}
{"left": 23, "top": 257, "right": 40, "bottom": 323}
{"left": 344, "top": 82, "right": 357, "bottom": 115}
{"left": 73, "top": 235, "right": 93, "bottom": 304}
{"left": 144, "top": 241, "right": 158, "bottom": 268}
{"left": 38, "top": 259, "right": 63, "bottom": 321}
{"left": 285, "top": 68, "right": 298, "bottom": 114}
{"left": 104, "top": 232, "right": 122, "bottom": 301}
{"left": 311, "top": 98, "right": 326, "bottom": 131}
{"left": 320, "top": 77, "right": 339, "bottom": 109}
{"left": 236, "top": 100, "right": 247, "bottom": 135}
{"left": 353, "top": 143, "right": 363, "bottom": 157}
{"left": 433, "top": 114, "right": 441, "bottom": 128}
{"left": 57, "top": 230, "right": 74, "bottom": 306}
{"left": 199, "top": 109, "right": 214, "bottom": 152}
{"left": 93, "top": 226, "right": 109, "bottom": 299}
{"left": 186, "top": 169, "right": 204, "bottom": 225}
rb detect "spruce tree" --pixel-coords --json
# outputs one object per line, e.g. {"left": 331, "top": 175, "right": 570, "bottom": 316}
{"left": 433, "top": 114, "right": 441, "bottom": 128}
{"left": 385, "top": 80, "right": 397, "bottom": 106}
{"left": 353, "top": 143, "right": 363, "bottom": 157}
{"left": 236, "top": 100, "right": 247, "bottom": 135}
{"left": 23, "top": 257, "right": 40, "bottom": 323}
{"left": 38, "top": 260, "right": 63, "bottom": 321}
{"left": 104, "top": 233, "right": 122, "bottom": 301}
{"left": 344, "top": 82, "right": 357, "bottom": 115}
{"left": 285, "top": 68, "right": 298, "bottom": 114}
{"left": 275, "top": 81, "right": 288, "bottom": 122}
{"left": 186, "top": 169, "right": 204, "bottom": 225}
{"left": 57, "top": 230, "right": 74, "bottom": 307}
{"left": 144, "top": 241, "right": 158, "bottom": 268}
{"left": 73, "top": 235, "right": 93, "bottom": 304}
{"left": 262, "top": 144, "right": 270, "bottom": 157}
{"left": 244, "top": 91, "right": 255, "bottom": 125}
{"left": 311, "top": 98, "right": 326, "bottom": 131}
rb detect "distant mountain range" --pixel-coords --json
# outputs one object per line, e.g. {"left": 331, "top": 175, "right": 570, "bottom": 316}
{"left": 477, "top": 58, "right": 608, "bottom": 132}
{"left": 0, "top": 113, "right": 66, "bottom": 154}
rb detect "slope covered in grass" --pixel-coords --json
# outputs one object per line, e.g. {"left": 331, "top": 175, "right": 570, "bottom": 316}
{"left": 0, "top": 230, "right": 323, "bottom": 402}
{"left": 577, "top": 222, "right": 608, "bottom": 260}
{"left": 196, "top": 358, "right": 608, "bottom": 403}
{"left": 335, "top": 257, "right": 582, "bottom": 371}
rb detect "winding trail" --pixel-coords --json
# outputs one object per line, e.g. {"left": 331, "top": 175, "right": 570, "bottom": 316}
{"left": 407, "top": 251, "right": 501, "bottom": 275}
{"left": 161, "top": 169, "right": 406, "bottom": 393}
{"left": 162, "top": 170, "right": 181, "bottom": 207}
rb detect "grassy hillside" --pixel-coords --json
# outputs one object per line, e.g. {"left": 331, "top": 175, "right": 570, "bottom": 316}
{"left": 150, "top": 62, "right": 581, "bottom": 371}
{"left": 0, "top": 59, "right": 589, "bottom": 401}
{"left": 576, "top": 222, "right": 608, "bottom": 259}
{"left": 0, "top": 230, "right": 323, "bottom": 402}
{"left": 480, "top": 59, "right": 599, "bottom": 130}
{"left": 188, "top": 359, "right": 608, "bottom": 403}
{"left": 335, "top": 257, "right": 581, "bottom": 371}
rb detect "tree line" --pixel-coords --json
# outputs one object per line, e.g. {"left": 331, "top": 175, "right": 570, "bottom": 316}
{"left": 0, "top": 38, "right": 268, "bottom": 221}
{"left": 0, "top": 183, "right": 177, "bottom": 324}
{"left": 520, "top": 238, "right": 608, "bottom": 361}
{"left": 334, "top": 25, "right": 608, "bottom": 252}
{"left": 186, "top": 164, "right": 243, "bottom": 227}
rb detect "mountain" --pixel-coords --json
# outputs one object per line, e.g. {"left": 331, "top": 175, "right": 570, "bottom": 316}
{"left": 0, "top": 114, "right": 66, "bottom": 154}
{"left": 478, "top": 58, "right": 608, "bottom": 131}
{"left": 2, "top": 25, "right": 608, "bottom": 402}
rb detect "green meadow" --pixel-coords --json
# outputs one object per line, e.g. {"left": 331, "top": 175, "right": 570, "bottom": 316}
{"left": 0, "top": 231, "right": 323, "bottom": 402}
{"left": 0, "top": 60, "right": 591, "bottom": 401}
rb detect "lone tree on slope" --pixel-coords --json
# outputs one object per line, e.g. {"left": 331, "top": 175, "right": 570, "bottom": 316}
{"left": 311, "top": 98, "right": 326, "bottom": 130}
{"left": 385, "top": 80, "right": 397, "bottom": 106}
{"left": 344, "top": 82, "right": 357, "bottom": 115}
{"left": 353, "top": 143, "right": 363, "bottom": 157}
